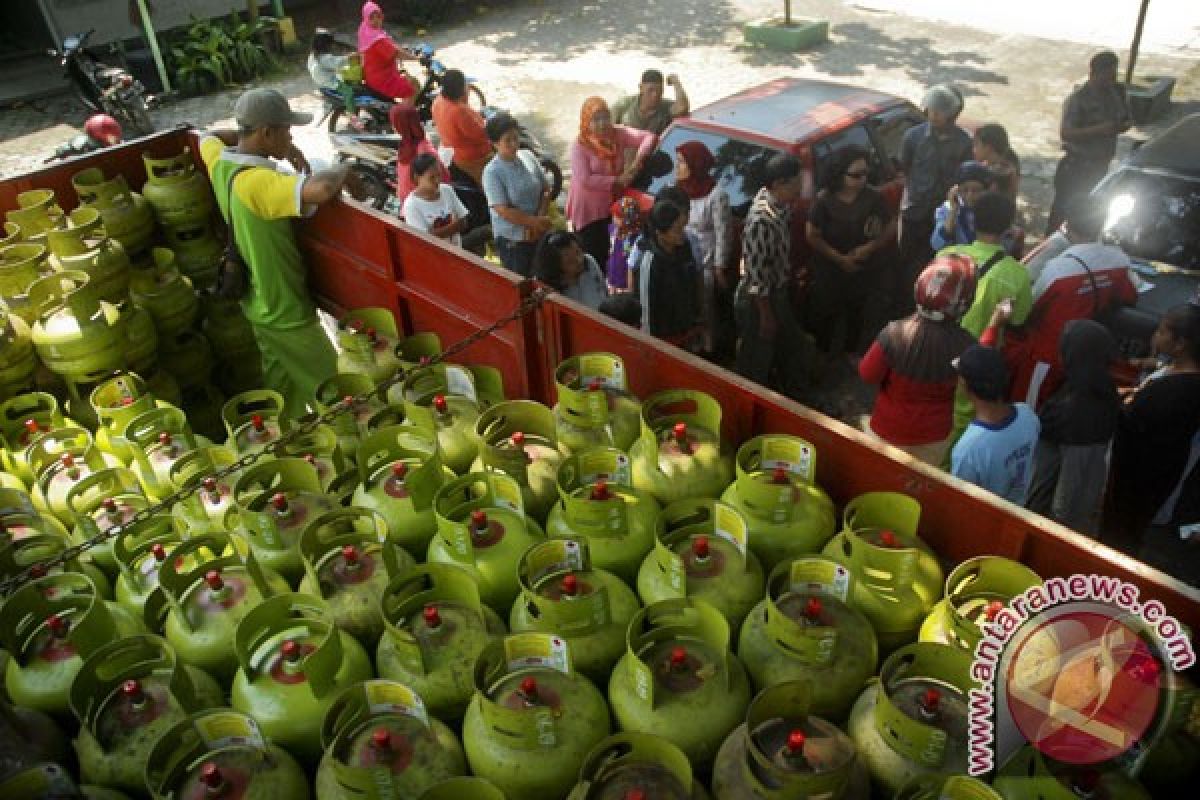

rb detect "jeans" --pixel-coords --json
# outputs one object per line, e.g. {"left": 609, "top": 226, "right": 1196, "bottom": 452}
{"left": 494, "top": 238, "right": 536, "bottom": 278}
{"left": 734, "top": 282, "right": 806, "bottom": 400}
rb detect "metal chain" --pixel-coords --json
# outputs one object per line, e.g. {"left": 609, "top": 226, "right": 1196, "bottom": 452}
{"left": 0, "top": 288, "right": 548, "bottom": 596}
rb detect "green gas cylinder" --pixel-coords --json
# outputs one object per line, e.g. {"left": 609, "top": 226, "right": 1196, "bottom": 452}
{"left": 394, "top": 363, "right": 505, "bottom": 475}
{"left": 472, "top": 399, "right": 566, "bottom": 522}
{"left": 128, "top": 248, "right": 198, "bottom": 338}
{"left": 89, "top": 372, "right": 168, "bottom": 465}
{"left": 279, "top": 423, "right": 347, "bottom": 492}
{"left": 568, "top": 732, "right": 709, "bottom": 800}
{"left": 230, "top": 593, "right": 375, "bottom": 763}
{"left": 629, "top": 389, "right": 734, "bottom": 505}
{"left": 637, "top": 498, "right": 764, "bottom": 636}
{"left": 1137, "top": 675, "right": 1200, "bottom": 796}
{"left": 157, "top": 330, "right": 214, "bottom": 391}
{"left": 141, "top": 148, "right": 215, "bottom": 230}
{"left": 315, "top": 371, "right": 383, "bottom": 460}
{"left": 352, "top": 424, "right": 453, "bottom": 556}
{"left": 0, "top": 242, "right": 50, "bottom": 325}
{"left": 846, "top": 642, "right": 974, "bottom": 793}
{"left": 66, "top": 466, "right": 148, "bottom": 573}
{"left": 144, "top": 709, "right": 311, "bottom": 800}
{"left": 336, "top": 308, "right": 440, "bottom": 386}
{"left": 609, "top": 598, "right": 751, "bottom": 771}
{"left": 231, "top": 456, "right": 335, "bottom": 585}
{"left": 426, "top": 471, "right": 547, "bottom": 612}
{"left": 993, "top": 747, "right": 1152, "bottom": 800}
{"left": 896, "top": 774, "right": 1003, "bottom": 799}
{"left": 419, "top": 777, "right": 506, "bottom": 800}
{"left": 222, "top": 389, "right": 287, "bottom": 454}
{"left": 738, "top": 556, "right": 878, "bottom": 721}
{"left": 545, "top": 447, "right": 660, "bottom": 585}
{"left": 719, "top": 434, "right": 837, "bottom": 572}
{"left": 163, "top": 221, "right": 223, "bottom": 289}
{"left": 28, "top": 428, "right": 124, "bottom": 526}
{"left": 69, "top": 634, "right": 223, "bottom": 795}
{"left": 125, "top": 406, "right": 211, "bottom": 501}
{"left": 0, "top": 573, "right": 144, "bottom": 717}
{"left": 920, "top": 556, "right": 1041, "bottom": 652}
{"left": 202, "top": 294, "right": 263, "bottom": 394}
{"left": 822, "top": 492, "right": 944, "bottom": 653}
{"left": 45, "top": 207, "right": 131, "bottom": 304}
{"left": 712, "top": 680, "right": 870, "bottom": 800}
{"left": 167, "top": 445, "right": 237, "bottom": 537}
{"left": 552, "top": 352, "right": 642, "bottom": 453}
{"left": 111, "top": 514, "right": 180, "bottom": 620}
{"left": 28, "top": 271, "right": 127, "bottom": 384}
{"left": 0, "top": 697, "right": 74, "bottom": 789}
{"left": 0, "top": 310, "right": 37, "bottom": 400}
{"left": 297, "top": 508, "right": 415, "bottom": 647}
{"left": 147, "top": 532, "right": 291, "bottom": 681}
{"left": 509, "top": 538, "right": 641, "bottom": 684}
{"left": 5, "top": 189, "right": 64, "bottom": 246}
{"left": 71, "top": 168, "right": 155, "bottom": 256}
{"left": 0, "top": 391, "right": 66, "bottom": 484}
{"left": 463, "top": 633, "right": 611, "bottom": 800}
{"left": 315, "top": 680, "right": 467, "bottom": 800}
{"left": 376, "top": 564, "right": 508, "bottom": 722}
{"left": 0, "top": 522, "right": 113, "bottom": 599}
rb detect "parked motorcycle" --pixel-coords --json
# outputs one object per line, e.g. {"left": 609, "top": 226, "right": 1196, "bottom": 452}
{"left": 49, "top": 29, "right": 155, "bottom": 137}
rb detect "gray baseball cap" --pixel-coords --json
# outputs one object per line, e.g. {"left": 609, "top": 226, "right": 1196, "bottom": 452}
{"left": 234, "top": 88, "right": 313, "bottom": 129}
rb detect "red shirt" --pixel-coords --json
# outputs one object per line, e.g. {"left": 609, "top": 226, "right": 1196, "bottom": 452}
{"left": 431, "top": 96, "right": 491, "bottom": 164}
{"left": 859, "top": 342, "right": 960, "bottom": 445}
{"left": 362, "top": 37, "right": 414, "bottom": 100}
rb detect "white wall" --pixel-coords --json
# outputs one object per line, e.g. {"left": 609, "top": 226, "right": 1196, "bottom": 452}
{"left": 43, "top": 0, "right": 271, "bottom": 46}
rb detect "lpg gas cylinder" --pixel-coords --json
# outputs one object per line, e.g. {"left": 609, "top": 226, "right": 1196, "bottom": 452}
{"left": 230, "top": 593, "right": 375, "bottom": 762}
{"left": 846, "top": 642, "right": 974, "bottom": 793}
{"left": 27, "top": 271, "right": 127, "bottom": 384}
{"left": 0, "top": 573, "right": 144, "bottom": 716}
{"left": 509, "top": 538, "right": 641, "bottom": 684}
{"left": 167, "top": 445, "right": 238, "bottom": 537}
{"left": 158, "top": 330, "right": 214, "bottom": 391}
{"left": 144, "top": 709, "right": 310, "bottom": 800}
{"left": 278, "top": 424, "right": 346, "bottom": 492}
{"left": 203, "top": 294, "right": 263, "bottom": 394}
{"left": 0, "top": 523, "right": 113, "bottom": 599}
{"left": 568, "top": 732, "right": 709, "bottom": 800}
{"left": 629, "top": 389, "right": 733, "bottom": 505}
{"left": 712, "top": 680, "right": 870, "bottom": 800}
{"left": 0, "top": 697, "right": 74, "bottom": 788}
{"left": 0, "top": 391, "right": 66, "bottom": 483}
{"left": 65, "top": 466, "right": 147, "bottom": 573}
{"left": 28, "top": 428, "right": 123, "bottom": 526}
{"left": 297, "top": 508, "right": 415, "bottom": 647}
{"left": 720, "top": 434, "right": 837, "bottom": 571}
{"left": 463, "top": 634, "right": 611, "bottom": 800}
{"left": 920, "top": 556, "right": 1041, "bottom": 652}
{"left": 352, "top": 424, "right": 454, "bottom": 556}
{"left": 993, "top": 747, "right": 1152, "bottom": 800}
{"left": 608, "top": 598, "right": 751, "bottom": 771}
{"left": 163, "top": 221, "right": 223, "bottom": 289}
{"left": 315, "top": 372, "right": 384, "bottom": 459}
{"left": 552, "top": 353, "right": 642, "bottom": 452}
{"left": 738, "top": 556, "right": 878, "bottom": 721}
{"left": 231, "top": 456, "right": 335, "bottom": 585}
{"left": 222, "top": 389, "right": 286, "bottom": 454}
{"left": 419, "top": 777, "right": 506, "bottom": 800}
{"left": 71, "top": 168, "right": 155, "bottom": 256}
{"left": 1137, "top": 674, "right": 1200, "bottom": 796}
{"left": 125, "top": 406, "right": 211, "bottom": 500}
{"left": 45, "top": 207, "right": 131, "bottom": 303}
{"left": 823, "top": 492, "right": 944, "bottom": 652}
{"left": 546, "top": 447, "right": 659, "bottom": 585}
{"left": 178, "top": 383, "right": 227, "bottom": 446}
{"left": 376, "top": 564, "right": 507, "bottom": 721}
{"left": 896, "top": 774, "right": 1003, "bottom": 799}
{"left": 69, "top": 634, "right": 222, "bottom": 794}
{"left": 141, "top": 148, "right": 214, "bottom": 230}
{"left": 426, "top": 472, "right": 546, "bottom": 612}
{"left": 336, "top": 308, "right": 437, "bottom": 386}
{"left": 0, "top": 244, "right": 49, "bottom": 325}
{"left": 89, "top": 372, "right": 168, "bottom": 465}
{"left": 127, "top": 248, "right": 198, "bottom": 338}
{"left": 111, "top": 514, "right": 180, "bottom": 620}
{"left": 472, "top": 399, "right": 566, "bottom": 521}
{"left": 637, "top": 499, "right": 764, "bottom": 635}
{"left": 149, "top": 533, "right": 291, "bottom": 682}
{"left": 5, "top": 189, "right": 64, "bottom": 246}
{"left": 315, "top": 680, "right": 466, "bottom": 800}
{"left": 0, "top": 311, "right": 37, "bottom": 403}
{"left": 1, "top": 220, "right": 19, "bottom": 246}
{"left": 394, "top": 363, "right": 505, "bottom": 475}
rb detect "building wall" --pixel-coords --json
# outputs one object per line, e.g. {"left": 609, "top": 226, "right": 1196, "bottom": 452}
{"left": 41, "top": 0, "right": 272, "bottom": 46}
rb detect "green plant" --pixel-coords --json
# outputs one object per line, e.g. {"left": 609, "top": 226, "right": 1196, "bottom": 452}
{"left": 166, "top": 13, "right": 279, "bottom": 97}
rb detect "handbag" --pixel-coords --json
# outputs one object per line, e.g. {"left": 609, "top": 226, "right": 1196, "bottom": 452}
{"left": 215, "top": 165, "right": 251, "bottom": 300}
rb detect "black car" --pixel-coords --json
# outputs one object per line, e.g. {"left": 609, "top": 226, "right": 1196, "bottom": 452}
{"left": 1092, "top": 112, "right": 1200, "bottom": 356}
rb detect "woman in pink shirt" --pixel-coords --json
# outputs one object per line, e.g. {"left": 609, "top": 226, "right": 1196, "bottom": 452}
{"left": 566, "top": 96, "right": 656, "bottom": 269}
{"left": 390, "top": 105, "right": 448, "bottom": 207}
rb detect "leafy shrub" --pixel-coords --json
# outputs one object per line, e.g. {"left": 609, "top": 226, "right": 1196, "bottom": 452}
{"left": 166, "top": 13, "right": 279, "bottom": 96}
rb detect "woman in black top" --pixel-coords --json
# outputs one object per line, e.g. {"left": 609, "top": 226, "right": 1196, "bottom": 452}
{"left": 1103, "top": 302, "right": 1200, "bottom": 561}
{"left": 805, "top": 145, "right": 896, "bottom": 359}
{"left": 639, "top": 200, "right": 700, "bottom": 347}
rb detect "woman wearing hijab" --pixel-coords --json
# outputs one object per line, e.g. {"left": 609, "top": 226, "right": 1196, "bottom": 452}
{"left": 358, "top": 1, "right": 418, "bottom": 103}
{"left": 565, "top": 97, "right": 656, "bottom": 269}
{"left": 391, "top": 105, "right": 448, "bottom": 206}
{"left": 675, "top": 140, "right": 734, "bottom": 356}
{"left": 1026, "top": 319, "right": 1118, "bottom": 534}
{"left": 858, "top": 255, "right": 978, "bottom": 465}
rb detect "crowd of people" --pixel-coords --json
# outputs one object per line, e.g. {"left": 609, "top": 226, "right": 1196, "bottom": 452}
{"left": 242, "top": 4, "right": 1198, "bottom": 583}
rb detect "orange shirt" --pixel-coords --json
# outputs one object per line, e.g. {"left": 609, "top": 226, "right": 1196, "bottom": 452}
{"left": 431, "top": 95, "right": 491, "bottom": 164}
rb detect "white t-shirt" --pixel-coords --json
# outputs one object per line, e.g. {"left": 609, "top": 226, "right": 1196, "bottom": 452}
{"left": 402, "top": 185, "right": 469, "bottom": 247}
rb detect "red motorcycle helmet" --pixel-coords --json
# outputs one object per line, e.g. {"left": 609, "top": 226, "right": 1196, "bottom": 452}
{"left": 914, "top": 253, "right": 977, "bottom": 321}
{"left": 84, "top": 114, "right": 123, "bottom": 146}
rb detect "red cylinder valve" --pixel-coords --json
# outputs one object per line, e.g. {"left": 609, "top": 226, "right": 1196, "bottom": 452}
{"left": 692, "top": 535, "right": 710, "bottom": 560}
{"left": 786, "top": 729, "right": 806, "bottom": 754}
{"left": 251, "top": 414, "right": 265, "bottom": 432}
{"left": 433, "top": 395, "right": 448, "bottom": 413}
{"left": 423, "top": 605, "right": 441, "bottom": 628}
{"left": 561, "top": 574, "right": 579, "bottom": 596}
{"left": 391, "top": 462, "right": 408, "bottom": 479}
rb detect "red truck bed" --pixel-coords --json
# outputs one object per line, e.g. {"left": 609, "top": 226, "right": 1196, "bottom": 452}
{"left": 4, "top": 128, "right": 1197, "bottom": 636}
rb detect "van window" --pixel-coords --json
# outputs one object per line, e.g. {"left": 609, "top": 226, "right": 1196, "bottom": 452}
{"left": 868, "top": 107, "right": 924, "bottom": 172}
{"left": 637, "top": 127, "right": 777, "bottom": 217}
{"left": 811, "top": 125, "right": 880, "bottom": 190}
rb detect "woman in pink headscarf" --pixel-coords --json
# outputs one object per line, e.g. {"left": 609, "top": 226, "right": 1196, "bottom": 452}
{"left": 358, "top": 1, "right": 418, "bottom": 102}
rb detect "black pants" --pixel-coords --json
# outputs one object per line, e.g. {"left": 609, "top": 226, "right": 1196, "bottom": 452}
{"left": 1046, "top": 154, "right": 1109, "bottom": 234}
{"left": 894, "top": 214, "right": 935, "bottom": 319}
{"left": 494, "top": 238, "right": 536, "bottom": 278}
{"left": 805, "top": 261, "right": 880, "bottom": 356}
{"left": 576, "top": 218, "right": 610, "bottom": 273}
{"left": 735, "top": 284, "right": 806, "bottom": 400}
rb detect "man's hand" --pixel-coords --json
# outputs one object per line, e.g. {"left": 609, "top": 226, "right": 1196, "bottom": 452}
{"left": 530, "top": 215, "right": 552, "bottom": 236}
{"left": 839, "top": 254, "right": 862, "bottom": 273}
{"left": 667, "top": 73, "right": 681, "bottom": 88}
{"left": 286, "top": 144, "right": 311, "bottom": 176}
{"left": 849, "top": 244, "right": 874, "bottom": 262}
{"left": 989, "top": 297, "right": 1014, "bottom": 328}
{"left": 946, "top": 184, "right": 961, "bottom": 207}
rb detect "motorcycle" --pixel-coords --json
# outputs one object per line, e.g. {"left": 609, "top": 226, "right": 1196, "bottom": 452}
{"left": 49, "top": 30, "right": 155, "bottom": 137}
{"left": 44, "top": 114, "right": 123, "bottom": 163}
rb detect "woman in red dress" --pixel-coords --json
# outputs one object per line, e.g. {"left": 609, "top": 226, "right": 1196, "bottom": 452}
{"left": 358, "top": 1, "right": 418, "bottom": 102}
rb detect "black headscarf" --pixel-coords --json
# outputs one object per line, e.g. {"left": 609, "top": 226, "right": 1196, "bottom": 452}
{"left": 1039, "top": 319, "right": 1119, "bottom": 445}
